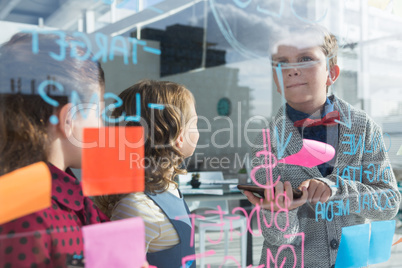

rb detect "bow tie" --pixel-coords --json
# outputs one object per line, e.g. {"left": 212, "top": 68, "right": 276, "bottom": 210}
{"left": 293, "top": 110, "right": 340, "bottom": 128}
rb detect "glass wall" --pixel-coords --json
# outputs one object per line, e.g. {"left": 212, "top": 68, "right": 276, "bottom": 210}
{"left": 1, "top": 0, "right": 402, "bottom": 267}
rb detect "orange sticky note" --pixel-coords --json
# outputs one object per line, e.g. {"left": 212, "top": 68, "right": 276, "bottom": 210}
{"left": 392, "top": 238, "right": 402, "bottom": 246}
{"left": 0, "top": 162, "right": 51, "bottom": 225}
{"left": 82, "top": 127, "right": 145, "bottom": 196}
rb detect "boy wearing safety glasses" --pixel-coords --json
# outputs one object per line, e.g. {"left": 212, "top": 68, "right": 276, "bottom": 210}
{"left": 245, "top": 25, "right": 400, "bottom": 267}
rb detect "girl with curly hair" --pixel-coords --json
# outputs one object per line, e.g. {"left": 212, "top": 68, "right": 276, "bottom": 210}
{"left": 94, "top": 79, "right": 199, "bottom": 268}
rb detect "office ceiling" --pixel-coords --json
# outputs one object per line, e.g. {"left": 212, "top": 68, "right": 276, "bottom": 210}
{"left": 1, "top": 0, "right": 121, "bottom": 31}
{"left": 0, "top": 0, "right": 199, "bottom": 36}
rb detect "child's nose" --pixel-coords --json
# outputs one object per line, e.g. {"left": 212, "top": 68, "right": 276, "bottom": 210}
{"left": 288, "top": 69, "right": 301, "bottom": 77}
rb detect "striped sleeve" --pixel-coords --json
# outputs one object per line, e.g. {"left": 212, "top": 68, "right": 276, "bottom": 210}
{"left": 111, "top": 192, "right": 179, "bottom": 253}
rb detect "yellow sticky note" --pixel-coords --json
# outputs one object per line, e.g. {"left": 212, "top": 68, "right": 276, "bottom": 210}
{"left": 0, "top": 162, "right": 51, "bottom": 225}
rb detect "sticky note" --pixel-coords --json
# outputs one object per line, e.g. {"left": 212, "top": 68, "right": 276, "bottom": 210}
{"left": 392, "top": 237, "right": 402, "bottom": 246}
{"left": 82, "top": 127, "right": 145, "bottom": 196}
{"left": 83, "top": 217, "right": 145, "bottom": 268}
{"left": 368, "top": 220, "right": 395, "bottom": 264}
{"left": 278, "top": 139, "right": 335, "bottom": 168}
{"left": 335, "top": 223, "right": 370, "bottom": 268}
{"left": 336, "top": 221, "right": 397, "bottom": 267}
{"left": 0, "top": 162, "right": 51, "bottom": 224}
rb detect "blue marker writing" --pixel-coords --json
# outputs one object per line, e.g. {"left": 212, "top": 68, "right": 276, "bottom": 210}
{"left": 70, "top": 91, "right": 100, "bottom": 120}
{"left": 48, "top": 31, "right": 68, "bottom": 61}
{"left": 232, "top": 0, "right": 252, "bottom": 9}
{"left": 143, "top": 46, "right": 161, "bottom": 55}
{"left": 148, "top": 103, "right": 165, "bottom": 110}
{"left": 109, "top": 35, "right": 129, "bottom": 64}
{"left": 92, "top": 32, "right": 109, "bottom": 63}
{"left": 257, "top": 0, "right": 284, "bottom": 18}
{"left": 22, "top": 29, "right": 39, "bottom": 54}
{"left": 129, "top": 38, "right": 146, "bottom": 65}
{"left": 70, "top": 32, "right": 92, "bottom": 61}
{"left": 125, "top": 93, "right": 141, "bottom": 122}
{"left": 24, "top": 29, "right": 168, "bottom": 66}
{"left": 102, "top": 92, "right": 126, "bottom": 123}
{"left": 275, "top": 63, "right": 292, "bottom": 159}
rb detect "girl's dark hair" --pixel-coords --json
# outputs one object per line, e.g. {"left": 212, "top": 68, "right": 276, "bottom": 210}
{"left": 93, "top": 80, "right": 195, "bottom": 218}
{"left": 0, "top": 32, "right": 105, "bottom": 176}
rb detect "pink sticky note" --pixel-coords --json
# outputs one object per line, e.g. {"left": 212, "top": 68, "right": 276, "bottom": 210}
{"left": 278, "top": 139, "right": 335, "bottom": 168}
{"left": 83, "top": 217, "right": 145, "bottom": 268}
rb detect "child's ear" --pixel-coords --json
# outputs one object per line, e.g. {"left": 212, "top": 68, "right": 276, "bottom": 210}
{"left": 175, "top": 130, "right": 184, "bottom": 149}
{"left": 57, "top": 103, "right": 73, "bottom": 138}
{"left": 327, "top": 64, "right": 340, "bottom": 86}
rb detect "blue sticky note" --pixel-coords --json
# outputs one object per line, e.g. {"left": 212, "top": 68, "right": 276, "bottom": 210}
{"left": 181, "top": 260, "right": 194, "bottom": 268}
{"left": 368, "top": 220, "right": 396, "bottom": 265}
{"left": 335, "top": 223, "right": 370, "bottom": 268}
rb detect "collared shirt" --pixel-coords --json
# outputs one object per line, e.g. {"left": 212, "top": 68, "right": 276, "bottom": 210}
{"left": 252, "top": 96, "right": 401, "bottom": 267}
{"left": 0, "top": 163, "right": 109, "bottom": 268}
{"left": 286, "top": 98, "right": 338, "bottom": 176}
